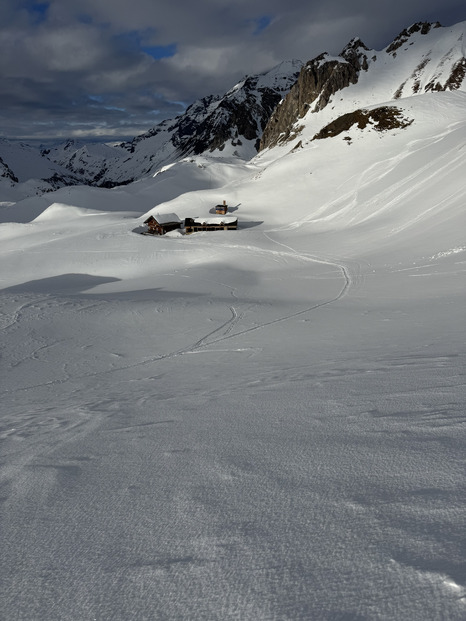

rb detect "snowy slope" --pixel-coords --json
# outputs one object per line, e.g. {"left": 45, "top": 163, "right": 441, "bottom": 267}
{"left": 0, "top": 138, "right": 70, "bottom": 183}
{"left": 1, "top": 22, "right": 466, "bottom": 621}
{"left": 348, "top": 20, "right": 466, "bottom": 103}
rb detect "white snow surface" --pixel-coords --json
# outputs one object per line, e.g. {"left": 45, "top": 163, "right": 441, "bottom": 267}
{"left": 1, "top": 53, "right": 466, "bottom": 621}
{"left": 146, "top": 212, "right": 182, "bottom": 225}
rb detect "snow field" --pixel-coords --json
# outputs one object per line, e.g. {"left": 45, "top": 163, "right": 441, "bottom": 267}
{"left": 1, "top": 76, "right": 466, "bottom": 619}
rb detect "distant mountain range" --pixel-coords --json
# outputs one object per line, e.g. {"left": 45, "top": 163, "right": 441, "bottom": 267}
{"left": 1, "top": 21, "right": 465, "bottom": 202}
{"left": 0, "top": 60, "right": 302, "bottom": 200}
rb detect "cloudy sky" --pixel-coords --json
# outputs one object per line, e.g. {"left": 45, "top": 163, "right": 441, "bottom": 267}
{"left": 1, "top": 0, "right": 465, "bottom": 144}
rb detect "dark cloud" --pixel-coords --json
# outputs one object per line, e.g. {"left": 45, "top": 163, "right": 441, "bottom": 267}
{"left": 1, "top": 0, "right": 465, "bottom": 143}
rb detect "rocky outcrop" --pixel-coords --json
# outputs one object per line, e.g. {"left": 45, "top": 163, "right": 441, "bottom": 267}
{"left": 386, "top": 22, "right": 441, "bottom": 56}
{"left": 260, "top": 39, "right": 371, "bottom": 150}
{"left": 0, "top": 156, "right": 19, "bottom": 183}
{"left": 3, "top": 20, "right": 465, "bottom": 195}
{"left": 425, "top": 58, "right": 466, "bottom": 92}
{"left": 390, "top": 21, "right": 465, "bottom": 98}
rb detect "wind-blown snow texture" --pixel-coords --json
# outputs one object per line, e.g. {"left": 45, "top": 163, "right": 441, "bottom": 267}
{"left": 1, "top": 21, "right": 465, "bottom": 621}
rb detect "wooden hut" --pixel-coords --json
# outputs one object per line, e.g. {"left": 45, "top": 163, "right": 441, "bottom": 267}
{"left": 184, "top": 216, "right": 238, "bottom": 234}
{"left": 215, "top": 200, "right": 228, "bottom": 215}
{"left": 143, "top": 213, "right": 182, "bottom": 235}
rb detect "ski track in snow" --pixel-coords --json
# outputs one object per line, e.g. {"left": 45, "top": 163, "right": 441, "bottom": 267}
{"left": 0, "top": 233, "right": 366, "bottom": 518}
{"left": 0, "top": 236, "right": 359, "bottom": 398}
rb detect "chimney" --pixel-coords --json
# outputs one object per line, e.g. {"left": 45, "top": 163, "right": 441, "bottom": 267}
{"left": 223, "top": 200, "right": 226, "bottom": 206}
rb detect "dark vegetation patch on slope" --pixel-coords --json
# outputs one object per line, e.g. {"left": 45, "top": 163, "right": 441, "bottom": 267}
{"left": 312, "top": 106, "right": 413, "bottom": 140}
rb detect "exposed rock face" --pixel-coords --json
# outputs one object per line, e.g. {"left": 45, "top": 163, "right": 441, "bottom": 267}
{"left": 260, "top": 21, "right": 466, "bottom": 151}
{"left": 386, "top": 22, "right": 441, "bottom": 55}
{"left": 312, "top": 107, "right": 413, "bottom": 140}
{"left": 0, "top": 156, "right": 19, "bottom": 183}
{"left": 260, "top": 39, "right": 371, "bottom": 150}
{"left": 425, "top": 58, "right": 466, "bottom": 92}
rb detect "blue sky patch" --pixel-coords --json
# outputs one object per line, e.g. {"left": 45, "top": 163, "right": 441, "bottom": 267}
{"left": 24, "top": 1, "right": 49, "bottom": 24}
{"left": 142, "top": 44, "right": 177, "bottom": 59}
{"left": 253, "top": 15, "right": 273, "bottom": 35}
{"left": 114, "top": 30, "right": 176, "bottom": 59}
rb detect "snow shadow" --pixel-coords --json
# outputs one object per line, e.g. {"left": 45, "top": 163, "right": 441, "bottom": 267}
{"left": 1, "top": 274, "right": 206, "bottom": 301}
{"left": 79, "top": 289, "right": 206, "bottom": 302}
{"left": 1, "top": 273, "right": 121, "bottom": 295}
{"left": 238, "top": 220, "right": 263, "bottom": 229}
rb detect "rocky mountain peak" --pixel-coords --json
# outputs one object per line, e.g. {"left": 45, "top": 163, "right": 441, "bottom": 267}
{"left": 260, "top": 43, "right": 371, "bottom": 150}
{"left": 386, "top": 21, "right": 442, "bottom": 55}
{"left": 260, "top": 21, "right": 465, "bottom": 151}
{"left": 340, "top": 37, "right": 371, "bottom": 71}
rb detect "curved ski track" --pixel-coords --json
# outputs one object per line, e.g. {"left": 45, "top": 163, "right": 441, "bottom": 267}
{"left": 0, "top": 236, "right": 365, "bottom": 395}
{"left": 121, "top": 234, "right": 363, "bottom": 367}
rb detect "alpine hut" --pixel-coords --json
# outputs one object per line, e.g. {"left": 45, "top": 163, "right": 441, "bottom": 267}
{"left": 184, "top": 216, "right": 238, "bottom": 234}
{"left": 215, "top": 200, "right": 228, "bottom": 215}
{"left": 143, "top": 213, "right": 182, "bottom": 235}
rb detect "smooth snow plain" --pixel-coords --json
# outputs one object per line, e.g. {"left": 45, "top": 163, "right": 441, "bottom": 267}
{"left": 1, "top": 93, "right": 465, "bottom": 620}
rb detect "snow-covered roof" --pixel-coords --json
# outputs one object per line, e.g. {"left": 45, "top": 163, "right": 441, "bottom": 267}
{"left": 146, "top": 212, "right": 181, "bottom": 224}
{"left": 190, "top": 216, "right": 237, "bottom": 225}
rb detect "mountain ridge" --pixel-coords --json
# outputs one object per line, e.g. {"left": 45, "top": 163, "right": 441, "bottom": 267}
{"left": 259, "top": 21, "right": 466, "bottom": 150}
{"left": 44, "top": 59, "right": 303, "bottom": 189}
{"left": 1, "top": 20, "right": 465, "bottom": 202}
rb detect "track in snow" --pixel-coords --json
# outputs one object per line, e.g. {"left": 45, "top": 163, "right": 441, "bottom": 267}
{"left": 176, "top": 233, "right": 363, "bottom": 351}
